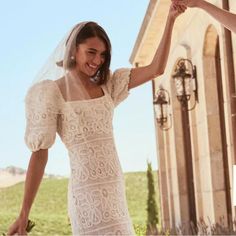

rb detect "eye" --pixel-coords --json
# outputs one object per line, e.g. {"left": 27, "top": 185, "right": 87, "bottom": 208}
{"left": 88, "top": 51, "right": 96, "bottom": 55}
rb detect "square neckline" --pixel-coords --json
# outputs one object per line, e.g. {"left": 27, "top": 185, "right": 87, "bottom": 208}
{"left": 51, "top": 80, "right": 107, "bottom": 104}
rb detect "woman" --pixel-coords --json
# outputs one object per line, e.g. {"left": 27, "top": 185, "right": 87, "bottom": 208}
{"left": 173, "top": 0, "right": 236, "bottom": 33}
{"left": 7, "top": 2, "right": 186, "bottom": 235}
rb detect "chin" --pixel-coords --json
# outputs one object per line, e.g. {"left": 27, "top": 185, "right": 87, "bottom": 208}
{"left": 91, "top": 72, "right": 98, "bottom": 77}
{"left": 87, "top": 70, "right": 98, "bottom": 78}
{"left": 79, "top": 70, "right": 94, "bottom": 78}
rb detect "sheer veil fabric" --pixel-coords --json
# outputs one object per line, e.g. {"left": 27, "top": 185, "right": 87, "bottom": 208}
{"left": 33, "top": 21, "right": 92, "bottom": 102}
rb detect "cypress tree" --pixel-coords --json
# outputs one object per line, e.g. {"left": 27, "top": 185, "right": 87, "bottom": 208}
{"left": 146, "top": 161, "right": 158, "bottom": 235}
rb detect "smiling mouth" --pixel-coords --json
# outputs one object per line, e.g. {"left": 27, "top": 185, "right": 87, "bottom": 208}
{"left": 87, "top": 63, "right": 98, "bottom": 70}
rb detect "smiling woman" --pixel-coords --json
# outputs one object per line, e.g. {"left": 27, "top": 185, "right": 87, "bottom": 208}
{"left": 55, "top": 37, "right": 108, "bottom": 101}
{"left": 7, "top": 3, "right": 186, "bottom": 234}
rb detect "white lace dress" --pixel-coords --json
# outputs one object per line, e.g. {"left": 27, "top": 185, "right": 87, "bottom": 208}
{"left": 24, "top": 68, "right": 135, "bottom": 235}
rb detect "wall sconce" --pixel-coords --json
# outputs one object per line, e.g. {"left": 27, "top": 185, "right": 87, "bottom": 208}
{"left": 172, "top": 58, "right": 198, "bottom": 110}
{"left": 153, "top": 87, "right": 172, "bottom": 131}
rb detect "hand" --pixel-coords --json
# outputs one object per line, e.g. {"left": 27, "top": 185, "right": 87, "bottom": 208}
{"left": 169, "top": 2, "right": 187, "bottom": 19}
{"left": 172, "top": 0, "right": 199, "bottom": 8}
{"left": 7, "top": 216, "right": 28, "bottom": 236}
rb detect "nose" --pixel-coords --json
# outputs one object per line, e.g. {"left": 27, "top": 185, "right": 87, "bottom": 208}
{"left": 93, "top": 54, "right": 104, "bottom": 66}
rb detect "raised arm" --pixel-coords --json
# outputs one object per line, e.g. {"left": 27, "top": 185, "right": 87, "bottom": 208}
{"left": 7, "top": 149, "right": 48, "bottom": 235}
{"left": 173, "top": 0, "right": 236, "bottom": 33}
{"left": 129, "top": 3, "right": 186, "bottom": 89}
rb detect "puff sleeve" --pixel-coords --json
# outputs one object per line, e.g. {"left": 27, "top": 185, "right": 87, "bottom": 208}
{"left": 24, "top": 80, "right": 61, "bottom": 152}
{"left": 106, "top": 68, "right": 132, "bottom": 107}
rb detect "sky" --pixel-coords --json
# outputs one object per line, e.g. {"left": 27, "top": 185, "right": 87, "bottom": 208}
{"left": 0, "top": 0, "right": 158, "bottom": 176}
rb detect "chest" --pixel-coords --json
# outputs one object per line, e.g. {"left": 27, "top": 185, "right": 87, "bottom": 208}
{"left": 57, "top": 95, "right": 114, "bottom": 138}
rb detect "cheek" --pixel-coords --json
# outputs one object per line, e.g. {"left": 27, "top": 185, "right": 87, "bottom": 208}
{"left": 75, "top": 53, "right": 87, "bottom": 66}
{"left": 101, "top": 57, "right": 106, "bottom": 65}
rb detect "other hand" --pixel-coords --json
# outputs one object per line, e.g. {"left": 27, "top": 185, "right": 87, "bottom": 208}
{"left": 172, "top": 0, "right": 198, "bottom": 8}
{"left": 169, "top": 1, "right": 187, "bottom": 19}
{"left": 7, "top": 216, "right": 28, "bottom": 236}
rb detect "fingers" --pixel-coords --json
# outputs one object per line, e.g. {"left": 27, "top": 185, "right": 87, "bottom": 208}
{"left": 172, "top": 2, "right": 187, "bottom": 14}
{"left": 19, "top": 228, "right": 28, "bottom": 236}
{"left": 7, "top": 226, "right": 27, "bottom": 236}
{"left": 178, "top": 4, "right": 187, "bottom": 12}
{"left": 172, "top": 0, "right": 188, "bottom": 6}
{"left": 173, "top": 4, "right": 186, "bottom": 11}
{"left": 7, "top": 219, "right": 28, "bottom": 236}
{"left": 18, "top": 223, "right": 28, "bottom": 236}
{"left": 172, "top": 0, "right": 189, "bottom": 10}
{"left": 7, "top": 224, "right": 17, "bottom": 235}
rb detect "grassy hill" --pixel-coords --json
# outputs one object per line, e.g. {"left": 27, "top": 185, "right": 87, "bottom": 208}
{"left": 0, "top": 171, "right": 159, "bottom": 235}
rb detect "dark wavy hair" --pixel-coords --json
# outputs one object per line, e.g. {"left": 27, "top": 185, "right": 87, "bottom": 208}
{"left": 67, "top": 22, "right": 111, "bottom": 85}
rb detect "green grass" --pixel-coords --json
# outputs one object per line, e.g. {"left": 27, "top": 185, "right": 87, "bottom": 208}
{"left": 0, "top": 171, "right": 159, "bottom": 235}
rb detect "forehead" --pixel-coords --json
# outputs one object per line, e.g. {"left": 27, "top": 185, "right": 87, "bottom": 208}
{"left": 79, "top": 37, "right": 106, "bottom": 51}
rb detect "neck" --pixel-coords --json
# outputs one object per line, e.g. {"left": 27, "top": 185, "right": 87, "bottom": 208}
{"left": 70, "top": 69, "right": 97, "bottom": 88}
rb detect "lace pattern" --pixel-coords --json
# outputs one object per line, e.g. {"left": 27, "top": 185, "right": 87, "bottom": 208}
{"left": 25, "top": 68, "right": 134, "bottom": 235}
{"left": 69, "top": 139, "right": 123, "bottom": 184}
{"left": 24, "top": 80, "right": 61, "bottom": 151}
{"left": 106, "top": 68, "right": 131, "bottom": 107}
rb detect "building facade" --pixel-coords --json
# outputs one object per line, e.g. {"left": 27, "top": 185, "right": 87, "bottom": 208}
{"left": 130, "top": 0, "right": 236, "bottom": 230}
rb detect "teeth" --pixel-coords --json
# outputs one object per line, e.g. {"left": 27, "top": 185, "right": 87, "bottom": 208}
{"left": 88, "top": 64, "right": 97, "bottom": 69}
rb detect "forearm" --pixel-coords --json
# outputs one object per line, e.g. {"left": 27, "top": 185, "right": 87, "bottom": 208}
{"left": 20, "top": 149, "right": 48, "bottom": 218}
{"left": 150, "top": 14, "right": 175, "bottom": 76}
{"left": 129, "top": 13, "right": 175, "bottom": 89}
{"left": 197, "top": 0, "right": 236, "bottom": 33}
